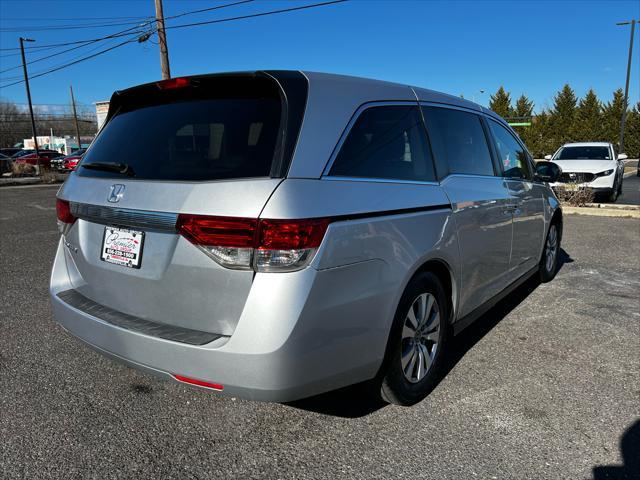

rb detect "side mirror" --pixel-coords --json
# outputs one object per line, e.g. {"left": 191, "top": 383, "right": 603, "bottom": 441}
{"left": 535, "top": 161, "right": 562, "bottom": 183}
{"left": 544, "top": 154, "right": 552, "bottom": 160}
{"left": 618, "top": 153, "right": 628, "bottom": 160}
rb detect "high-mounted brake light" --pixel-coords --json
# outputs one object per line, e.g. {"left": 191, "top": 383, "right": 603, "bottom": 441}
{"left": 56, "top": 198, "right": 76, "bottom": 234}
{"left": 173, "top": 374, "right": 224, "bottom": 391}
{"left": 156, "top": 77, "right": 190, "bottom": 90}
{"left": 175, "top": 214, "right": 331, "bottom": 272}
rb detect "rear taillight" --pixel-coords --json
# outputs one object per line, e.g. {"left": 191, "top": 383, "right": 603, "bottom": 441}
{"left": 255, "top": 218, "right": 330, "bottom": 272}
{"left": 56, "top": 198, "right": 76, "bottom": 234}
{"left": 176, "top": 215, "right": 257, "bottom": 270}
{"left": 176, "top": 215, "right": 330, "bottom": 272}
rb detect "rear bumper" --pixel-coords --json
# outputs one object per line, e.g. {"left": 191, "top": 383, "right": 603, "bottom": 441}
{"left": 50, "top": 239, "right": 393, "bottom": 402}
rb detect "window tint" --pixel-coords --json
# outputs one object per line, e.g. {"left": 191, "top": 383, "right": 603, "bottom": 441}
{"left": 488, "top": 120, "right": 532, "bottom": 180}
{"left": 329, "top": 106, "right": 435, "bottom": 182}
{"left": 421, "top": 107, "right": 494, "bottom": 177}
{"left": 556, "top": 146, "right": 610, "bottom": 160}
{"left": 80, "top": 98, "right": 281, "bottom": 181}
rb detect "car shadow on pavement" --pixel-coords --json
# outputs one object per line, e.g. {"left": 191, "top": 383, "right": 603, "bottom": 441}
{"left": 287, "top": 249, "right": 574, "bottom": 419}
{"left": 592, "top": 420, "right": 640, "bottom": 479}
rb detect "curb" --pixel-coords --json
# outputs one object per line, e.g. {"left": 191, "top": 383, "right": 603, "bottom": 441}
{"left": 562, "top": 206, "right": 640, "bottom": 218}
{"left": 584, "top": 202, "right": 640, "bottom": 211}
{"left": 0, "top": 175, "right": 66, "bottom": 187}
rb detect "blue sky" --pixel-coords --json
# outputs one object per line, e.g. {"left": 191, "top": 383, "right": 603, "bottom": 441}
{"left": 0, "top": 0, "right": 638, "bottom": 113}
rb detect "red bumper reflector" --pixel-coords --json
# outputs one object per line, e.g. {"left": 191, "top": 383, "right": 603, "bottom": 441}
{"left": 173, "top": 374, "right": 224, "bottom": 391}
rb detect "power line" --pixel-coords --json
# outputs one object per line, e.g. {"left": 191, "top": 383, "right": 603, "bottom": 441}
{"left": 0, "top": 0, "right": 253, "bottom": 76}
{"left": 0, "top": 15, "right": 151, "bottom": 21}
{"left": 0, "top": 24, "right": 153, "bottom": 51}
{"left": 0, "top": 0, "right": 348, "bottom": 89}
{"left": 0, "top": 37, "right": 141, "bottom": 89}
{"left": 0, "top": 0, "right": 252, "bottom": 51}
{"left": 0, "top": 28, "right": 150, "bottom": 75}
{"left": 165, "top": 0, "right": 347, "bottom": 31}
{"left": 0, "top": 19, "right": 154, "bottom": 32}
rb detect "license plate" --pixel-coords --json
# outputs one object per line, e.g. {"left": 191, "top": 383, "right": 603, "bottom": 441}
{"left": 564, "top": 183, "right": 580, "bottom": 191}
{"left": 101, "top": 226, "right": 145, "bottom": 269}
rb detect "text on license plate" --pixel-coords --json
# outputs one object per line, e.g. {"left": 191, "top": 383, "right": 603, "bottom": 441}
{"left": 101, "top": 226, "right": 144, "bottom": 269}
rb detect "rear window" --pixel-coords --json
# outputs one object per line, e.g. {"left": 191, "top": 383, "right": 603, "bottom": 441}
{"left": 555, "top": 146, "right": 610, "bottom": 160}
{"left": 79, "top": 79, "right": 283, "bottom": 181}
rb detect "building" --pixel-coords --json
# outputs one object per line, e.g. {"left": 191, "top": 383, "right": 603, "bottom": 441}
{"left": 23, "top": 135, "right": 92, "bottom": 155}
{"left": 95, "top": 101, "right": 110, "bottom": 131}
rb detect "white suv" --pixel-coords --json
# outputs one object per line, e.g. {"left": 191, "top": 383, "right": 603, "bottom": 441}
{"left": 546, "top": 142, "right": 626, "bottom": 202}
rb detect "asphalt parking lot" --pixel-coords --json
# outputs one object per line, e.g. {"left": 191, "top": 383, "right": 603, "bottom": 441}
{"left": 1, "top": 185, "right": 638, "bottom": 480}
{"left": 618, "top": 171, "right": 640, "bottom": 206}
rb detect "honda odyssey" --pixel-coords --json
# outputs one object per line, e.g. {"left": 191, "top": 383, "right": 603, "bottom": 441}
{"left": 51, "top": 71, "right": 563, "bottom": 405}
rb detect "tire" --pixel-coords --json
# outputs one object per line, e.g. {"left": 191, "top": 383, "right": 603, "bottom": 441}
{"left": 618, "top": 176, "right": 623, "bottom": 195}
{"left": 380, "top": 272, "right": 449, "bottom": 406}
{"left": 608, "top": 177, "right": 619, "bottom": 202}
{"left": 539, "top": 222, "right": 560, "bottom": 283}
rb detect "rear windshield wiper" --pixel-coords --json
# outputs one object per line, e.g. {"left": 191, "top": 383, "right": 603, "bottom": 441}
{"left": 81, "top": 161, "right": 135, "bottom": 176}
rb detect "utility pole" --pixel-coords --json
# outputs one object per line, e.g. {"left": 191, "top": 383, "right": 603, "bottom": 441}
{"left": 154, "top": 0, "right": 171, "bottom": 79}
{"left": 19, "top": 37, "right": 39, "bottom": 160}
{"left": 616, "top": 19, "right": 637, "bottom": 154}
{"left": 70, "top": 85, "right": 82, "bottom": 154}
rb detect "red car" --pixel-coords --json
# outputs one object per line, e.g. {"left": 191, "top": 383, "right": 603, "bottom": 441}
{"left": 51, "top": 149, "right": 86, "bottom": 171}
{"left": 62, "top": 154, "right": 82, "bottom": 171}
{"left": 13, "top": 149, "right": 63, "bottom": 168}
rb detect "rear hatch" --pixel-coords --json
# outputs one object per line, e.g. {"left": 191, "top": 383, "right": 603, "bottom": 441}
{"left": 56, "top": 72, "right": 307, "bottom": 337}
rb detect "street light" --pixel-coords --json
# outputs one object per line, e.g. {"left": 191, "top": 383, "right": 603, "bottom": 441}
{"left": 615, "top": 19, "right": 638, "bottom": 155}
{"left": 19, "top": 37, "right": 39, "bottom": 161}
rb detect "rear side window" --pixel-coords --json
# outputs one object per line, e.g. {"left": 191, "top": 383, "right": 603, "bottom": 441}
{"left": 488, "top": 120, "right": 533, "bottom": 180}
{"left": 421, "top": 106, "right": 494, "bottom": 177}
{"left": 329, "top": 106, "right": 435, "bottom": 182}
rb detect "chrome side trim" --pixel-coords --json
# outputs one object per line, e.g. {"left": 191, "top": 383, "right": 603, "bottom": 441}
{"left": 70, "top": 202, "right": 178, "bottom": 231}
{"left": 57, "top": 289, "right": 224, "bottom": 346}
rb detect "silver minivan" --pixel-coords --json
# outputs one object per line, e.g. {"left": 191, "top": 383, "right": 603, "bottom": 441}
{"left": 51, "top": 71, "right": 563, "bottom": 406}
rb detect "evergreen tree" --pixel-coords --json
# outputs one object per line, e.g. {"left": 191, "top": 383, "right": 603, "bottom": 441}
{"left": 511, "top": 94, "right": 534, "bottom": 147}
{"left": 489, "top": 87, "right": 512, "bottom": 118}
{"left": 549, "top": 84, "right": 578, "bottom": 145}
{"left": 622, "top": 102, "right": 640, "bottom": 158}
{"left": 513, "top": 94, "right": 534, "bottom": 118}
{"left": 574, "top": 89, "right": 602, "bottom": 141}
{"left": 528, "top": 110, "right": 555, "bottom": 158}
{"left": 601, "top": 89, "right": 625, "bottom": 149}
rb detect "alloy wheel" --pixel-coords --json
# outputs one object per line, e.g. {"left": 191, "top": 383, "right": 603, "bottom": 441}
{"left": 545, "top": 225, "right": 558, "bottom": 273}
{"left": 400, "top": 293, "right": 441, "bottom": 383}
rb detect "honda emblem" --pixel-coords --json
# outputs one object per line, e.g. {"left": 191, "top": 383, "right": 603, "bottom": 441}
{"left": 108, "top": 184, "right": 125, "bottom": 203}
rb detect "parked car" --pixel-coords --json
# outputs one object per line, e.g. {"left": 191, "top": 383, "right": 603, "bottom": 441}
{"left": 0, "top": 147, "right": 22, "bottom": 157}
{"left": 51, "top": 72, "right": 563, "bottom": 406}
{"left": 11, "top": 149, "right": 35, "bottom": 158}
{"left": 51, "top": 149, "right": 86, "bottom": 171}
{"left": 545, "top": 142, "right": 626, "bottom": 202}
{"left": 0, "top": 152, "right": 10, "bottom": 174}
{"left": 13, "top": 149, "right": 63, "bottom": 169}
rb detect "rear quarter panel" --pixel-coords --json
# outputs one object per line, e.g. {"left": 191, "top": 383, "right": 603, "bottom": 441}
{"left": 262, "top": 178, "right": 460, "bottom": 323}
